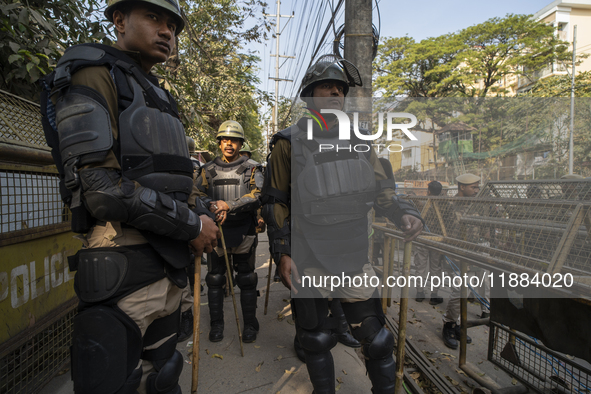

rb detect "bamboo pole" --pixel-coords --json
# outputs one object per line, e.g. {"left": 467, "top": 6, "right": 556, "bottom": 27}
{"left": 218, "top": 224, "right": 244, "bottom": 357}
{"left": 191, "top": 255, "right": 202, "bottom": 393}
{"left": 394, "top": 241, "right": 413, "bottom": 394}
{"left": 264, "top": 257, "right": 273, "bottom": 315}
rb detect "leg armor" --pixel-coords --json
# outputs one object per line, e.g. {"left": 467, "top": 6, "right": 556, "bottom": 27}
{"left": 234, "top": 253, "right": 259, "bottom": 332}
{"left": 143, "top": 308, "right": 183, "bottom": 394}
{"left": 72, "top": 305, "right": 142, "bottom": 394}
{"left": 342, "top": 298, "right": 396, "bottom": 394}
{"left": 206, "top": 253, "right": 226, "bottom": 341}
{"left": 293, "top": 297, "right": 338, "bottom": 394}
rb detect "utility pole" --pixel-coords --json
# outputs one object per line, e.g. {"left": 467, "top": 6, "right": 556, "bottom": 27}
{"left": 265, "top": 0, "right": 294, "bottom": 136}
{"left": 569, "top": 25, "right": 577, "bottom": 175}
{"left": 343, "top": 0, "right": 372, "bottom": 131}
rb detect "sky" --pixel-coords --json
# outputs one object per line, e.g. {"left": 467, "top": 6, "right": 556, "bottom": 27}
{"left": 248, "top": 0, "right": 552, "bottom": 115}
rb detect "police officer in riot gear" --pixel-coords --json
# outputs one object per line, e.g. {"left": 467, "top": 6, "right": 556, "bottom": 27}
{"left": 197, "top": 121, "right": 263, "bottom": 343}
{"left": 40, "top": 1, "right": 218, "bottom": 393}
{"left": 262, "top": 55, "right": 424, "bottom": 394}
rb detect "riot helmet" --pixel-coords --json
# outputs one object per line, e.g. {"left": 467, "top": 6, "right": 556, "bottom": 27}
{"left": 239, "top": 142, "right": 252, "bottom": 154}
{"left": 186, "top": 136, "right": 196, "bottom": 153}
{"left": 299, "top": 54, "right": 362, "bottom": 98}
{"left": 105, "top": 0, "right": 185, "bottom": 34}
{"left": 216, "top": 120, "right": 245, "bottom": 141}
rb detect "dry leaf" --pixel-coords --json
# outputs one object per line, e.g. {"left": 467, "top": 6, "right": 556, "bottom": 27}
{"left": 283, "top": 299, "right": 290, "bottom": 302}
{"left": 255, "top": 361, "right": 264, "bottom": 372}
{"left": 277, "top": 345, "right": 286, "bottom": 348}
{"left": 212, "top": 353, "right": 223, "bottom": 360}
{"left": 276, "top": 355, "right": 283, "bottom": 361}
{"left": 336, "top": 382, "right": 341, "bottom": 391}
{"left": 254, "top": 345, "right": 260, "bottom": 349}
{"left": 478, "top": 372, "right": 486, "bottom": 377}
{"left": 277, "top": 314, "right": 285, "bottom": 321}
{"left": 284, "top": 369, "right": 297, "bottom": 374}
{"left": 408, "top": 336, "right": 412, "bottom": 340}
{"left": 410, "top": 372, "right": 421, "bottom": 380}
{"left": 286, "top": 319, "right": 295, "bottom": 325}
{"left": 205, "top": 349, "right": 210, "bottom": 355}
{"left": 441, "top": 353, "right": 456, "bottom": 358}
{"left": 342, "top": 369, "right": 347, "bottom": 375}
{"left": 336, "top": 377, "right": 343, "bottom": 383}
{"left": 511, "top": 378, "right": 518, "bottom": 386}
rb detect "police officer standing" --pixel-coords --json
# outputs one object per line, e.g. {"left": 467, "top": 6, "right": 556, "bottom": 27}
{"left": 197, "top": 121, "right": 263, "bottom": 343}
{"left": 262, "top": 55, "right": 423, "bottom": 394}
{"left": 441, "top": 174, "right": 489, "bottom": 349}
{"left": 40, "top": 1, "right": 219, "bottom": 393}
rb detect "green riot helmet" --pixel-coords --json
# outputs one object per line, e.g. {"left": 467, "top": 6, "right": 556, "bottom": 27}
{"left": 105, "top": 0, "right": 185, "bottom": 34}
{"left": 186, "top": 136, "right": 196, "bottom": 153}
{"left": 239, "top": 142, "right": 252, "bottom": 154}
{"left": 216, "top": 120, "right": 245, "bottom": 141}
{"left": 299, "top": 54, "right": 363, "bottom": 98}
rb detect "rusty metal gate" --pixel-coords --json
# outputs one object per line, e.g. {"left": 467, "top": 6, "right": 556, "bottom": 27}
{"left": 0, "top": 90, "right": 79, "bottom": 394}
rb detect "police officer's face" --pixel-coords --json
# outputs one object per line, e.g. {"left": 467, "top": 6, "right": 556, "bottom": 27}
{"left": 312, "top": 81, "right": 345, "bottom": 111}
{"left": 459, "top": 182, "right": 480, "bottom": 197}
{"left": 113, "top": 4, "right": 177, "bottom": 71}
{"left": 220, "top": 137, "right": 242, "bottom": 161}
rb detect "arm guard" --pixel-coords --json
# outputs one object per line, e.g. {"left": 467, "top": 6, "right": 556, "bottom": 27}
{"left": 80, "top": 168, "right": 201, "bottom": 241}
{"left": 261, "top": 203, "right": 291, "bottom": 263}
{"left": 375, "top": 195, "right": 424, "bottom": 230}
{"left": 227, "top": 193, "right": 262, "bottom": 214}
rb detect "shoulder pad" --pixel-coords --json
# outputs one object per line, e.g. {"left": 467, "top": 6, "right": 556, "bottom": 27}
{"left": 245, "top": 159, "right": 259, "bottom": 168}
{"left": 57, "top": 45, "right": 106, "bottom": 67}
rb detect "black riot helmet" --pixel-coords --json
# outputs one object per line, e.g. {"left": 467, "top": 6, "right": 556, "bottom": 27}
{"left": 299, "top": 54, "right": 362, "bottom": 98}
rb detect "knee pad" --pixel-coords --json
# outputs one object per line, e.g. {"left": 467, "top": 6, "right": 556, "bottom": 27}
{"left": 364, "top": 326, "right": 395, "bottom": 360}
{"left": 206, "top": 273, "right": 225, "bottom": 288}
{"left": 72, "top": 306, "right": 141, "bottom": 394}
{"left": 146, "top": 350, "right": 184, "bottom": 394}
{"left": 298, "top": 329, "right": 337, "bottom": 354}
{"left": 351, "top": 315, "right": 385, "bottom": 343}
{"left": 236, "top": 272, "right": 257, "bottom": 290}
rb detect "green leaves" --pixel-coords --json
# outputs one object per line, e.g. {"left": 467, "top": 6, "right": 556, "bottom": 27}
{"left": 0, "top": 0, "right": 110, "bottom": 100}
{"left": 375, "top": 13, "right": 573, "bottom": 98}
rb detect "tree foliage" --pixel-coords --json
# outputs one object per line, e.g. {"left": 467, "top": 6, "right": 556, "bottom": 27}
{"left": 375, "top": 14, "right": 573, "bottom": 98}
{"left": 159, "top": 0, "right": 269, "bottom": 161}
{"left": 0, "top": 0, "right": 110, "bottom": 100}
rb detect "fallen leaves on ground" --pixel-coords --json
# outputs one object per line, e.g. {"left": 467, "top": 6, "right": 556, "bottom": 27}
{"left": 255, "top": 361, "right": 264, "bottom": 372}
{"left": 212, "top": 353, "right": 223, "bottom": 360}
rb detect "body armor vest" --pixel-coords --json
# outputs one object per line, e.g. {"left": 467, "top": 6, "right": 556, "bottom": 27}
{"left": 289, "top": 122, "right": 377, "bottom": 274}
{"left": 203, "top": 156, "right": 256, "bottom": 224}
{"left": 41, "top": 43, "right": 194, "bottom": 267}
{"left": 118, "top": 76, "right": 194, "bottom": 201}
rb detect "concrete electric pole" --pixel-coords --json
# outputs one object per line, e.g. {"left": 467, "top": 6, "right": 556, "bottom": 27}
{"left": 343, "top": 0, "right": 372, "bottom": 130}
{"left": 265, "top": 0, "right": 294, "bottom": 137}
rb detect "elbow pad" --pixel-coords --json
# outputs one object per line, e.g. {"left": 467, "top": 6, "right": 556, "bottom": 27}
{"left": 261, "top": 203, "right": 291, "bottom": 264}
{"left": 80, "top": 168, "right": 201, "bottom": 241}
{"left": 227, "top": 196, "right": 261, "bottom": 214}
{"left": 375, "top": 196, "right": 424, "bottom": 230}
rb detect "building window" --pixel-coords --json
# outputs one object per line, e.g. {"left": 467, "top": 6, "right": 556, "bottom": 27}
{"left": 402, "top": 150, "right": 412, "bottom": 159}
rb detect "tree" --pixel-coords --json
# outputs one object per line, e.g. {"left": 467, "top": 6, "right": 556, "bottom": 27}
{"left": 374, "top": 34, "right": 464, "bottom": 98}
{"left": 0, "top": 0, "right": 110, "bottom": 100}
{"left": 529, "top": 71, "right": 591, "bottom": 97}
{"left": 457, "top": 14, "right": 571, "bottom": 97}
{"left": 159, "top": 0, "right": 269, "bottom": 159}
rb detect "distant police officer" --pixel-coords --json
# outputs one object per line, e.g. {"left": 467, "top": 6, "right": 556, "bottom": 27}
{"left": 441, "top": 174, "right": 489, "bottom": 349}
{"left": 262, "top": 55, "right": 423, "bottom": 393}
{"left": 414, "top": 181, "right": 444, "bottom": 304}
{"left": 40, "top": 1, "right": 219, "bottom": 393}
{"left": 239, "top": 142, "right": 253, "bottom": 159}
{"left": 197, "top": 121, "right": 263, "bottom": 343}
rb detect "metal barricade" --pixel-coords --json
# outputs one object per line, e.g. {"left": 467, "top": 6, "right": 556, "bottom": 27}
{"left": 372, "top": 192, "right": 591, "bottom": 394}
